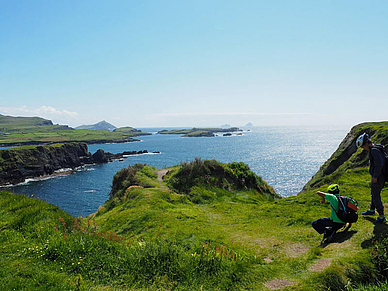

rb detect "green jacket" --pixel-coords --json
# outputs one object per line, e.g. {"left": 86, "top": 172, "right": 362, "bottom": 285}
{"left": 325, "top": 193, "right": 345, "bottom": 224}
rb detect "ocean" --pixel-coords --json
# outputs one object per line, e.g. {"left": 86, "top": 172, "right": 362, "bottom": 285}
{"left": 3, "top": 125, "right": 350, "bottom": 217}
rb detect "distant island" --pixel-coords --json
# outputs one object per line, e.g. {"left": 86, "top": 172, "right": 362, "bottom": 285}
{"left": 220, "top": 123, "right": 231, "bottom": 128}
{"left": 113, "top": 126, "right": 152, "bottom": 137}
{"left": 245, "top": 122, "right": 254, "bottom": 127}
{"left": 157, "top": 127, "right": 243, "bottom": 137}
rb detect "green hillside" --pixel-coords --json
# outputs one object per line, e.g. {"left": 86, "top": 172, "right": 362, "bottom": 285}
{"left": 113, "top": 126, "right": 152, "bottom": 137}
{"left": 1, "top": 122, "right": 388, "bottom": 290}
{"left": 0, "top": 115, "right": 145, "bottom": 146}
{"left": 304, "top": 121, "right": 388, "bottom": 191}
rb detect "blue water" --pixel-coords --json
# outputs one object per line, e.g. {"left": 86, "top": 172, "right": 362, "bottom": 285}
{"left": 3, "top": 126, "right": 350, "bottom": 217}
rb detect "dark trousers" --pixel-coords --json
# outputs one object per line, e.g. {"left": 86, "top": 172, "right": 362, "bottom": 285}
{"left": 312, "top": 218, "right": 345, "bottom": 235}
{"left": 370, "top": 175, "right": 386, "bottom": 216}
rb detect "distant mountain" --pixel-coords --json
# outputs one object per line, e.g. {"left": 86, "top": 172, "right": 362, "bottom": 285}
{"left": 220, "top": 124, "right": 231, "bottom": 128}
{"left": 75, "top": 120, "right": 117, "bottom": 131}
{"left": 245, "top": 122, "right": 254, "bottom": 127}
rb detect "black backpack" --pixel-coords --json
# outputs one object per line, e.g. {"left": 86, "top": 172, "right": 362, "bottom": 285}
{"left": 331, "top": 196, "right": 359, "bottom": 223}
{"left": 375, "top": 145, "right": 388, "bottom": 182}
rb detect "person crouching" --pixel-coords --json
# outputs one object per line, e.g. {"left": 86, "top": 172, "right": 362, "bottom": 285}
{"left": 312, "top": 184, "right": 345, "bottom": 243}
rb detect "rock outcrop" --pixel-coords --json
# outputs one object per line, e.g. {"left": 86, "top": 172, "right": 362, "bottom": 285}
{"left": 0, "top": 143, "right": 159, "bottom": 186}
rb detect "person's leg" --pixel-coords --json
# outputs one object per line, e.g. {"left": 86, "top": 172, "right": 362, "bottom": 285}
{"left": 324, "top": 222, "right": 345, "bottom": 243}
{"left": 312, "top": 218, "right": 332, "bottom": 234}
{"left": 371, "top": 176, "right": 385, "bottom": 217}
{"left": 331, "top": 222, "right": 345, "bottom": 233}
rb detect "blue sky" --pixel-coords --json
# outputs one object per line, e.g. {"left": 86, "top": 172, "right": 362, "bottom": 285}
{"left": 1, "top": 1, "right": 387, "bottom": 128}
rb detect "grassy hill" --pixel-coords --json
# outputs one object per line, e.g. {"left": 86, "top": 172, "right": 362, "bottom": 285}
{"left": 0, "top": 115, "right": 147, "bottom": 146}
{"left": 0, "top": 115, "right": 54, "bottom": 128}
{"left": 1, "top": 122, "right": 388, "bottom": 290}
{"left": 304, "top": 121, "right": 388, "bottom": 191}
{"left": 113, "top": 126, "right": 152, "bottom": 137}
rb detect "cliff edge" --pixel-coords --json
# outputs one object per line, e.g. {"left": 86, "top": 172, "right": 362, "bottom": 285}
{"left": 303, "top": 121, "right": 388, "bottom": 191}
{"left": 0, "top": 143, "right": 157, "bottom": 186}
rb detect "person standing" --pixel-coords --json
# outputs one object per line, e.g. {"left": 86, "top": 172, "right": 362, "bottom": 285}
{"left": 356, "top": 133, "right": 387, "bottom": 224}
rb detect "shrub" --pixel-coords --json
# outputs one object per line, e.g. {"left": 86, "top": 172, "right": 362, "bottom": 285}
{"left": 167, "top": 158, "right": 278, "bottom": 202}
{"left": 110, "top": 163, "right": 145, "bottom": 200}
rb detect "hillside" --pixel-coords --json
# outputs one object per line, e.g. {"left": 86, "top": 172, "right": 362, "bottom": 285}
{"left": 113, "top": 126, "right": 152, "bottom": 137}
{"left": 75, "top": 120, "right": 116, "bottom": 131}
{"left": 304, "top": 121, "right": 388, "bottom": 191}
{"left": 0, "top": 115, "right": 54, "bottom": 127}
{"left": 0, "top": 115, "right": 143, "bottom": 147}
{"left": 1, "top": 122, "right": 388, "bottom": 290}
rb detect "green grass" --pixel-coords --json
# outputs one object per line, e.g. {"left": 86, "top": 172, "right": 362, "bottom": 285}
{"left": 113, "top": 127, "right": 151, "bottom": 137}
{"left": 0, "top": 115, "right": 150, "bottom": 146}
{"left": 2, "top": 158, "right": 388, "bottom": 289}
{"left": 88, "top": 161, "right": 388, "bottom": 290}
{"left": 0, "top": 129, "right": 137, "bottom": 145}
{"left": 305, "top": 121, "right": 388, "bottom": 190}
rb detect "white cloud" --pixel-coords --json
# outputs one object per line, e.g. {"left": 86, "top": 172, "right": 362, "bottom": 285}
{"left": 0, "top": 105, "right": 79, "bottom": 124}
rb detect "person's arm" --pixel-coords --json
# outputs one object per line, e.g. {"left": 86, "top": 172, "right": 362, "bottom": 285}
{"left": 371, "top": 148, "right": 384, "bottom": 183}
{"left": 317, "top": 191, "right": 326, "bottom": 204}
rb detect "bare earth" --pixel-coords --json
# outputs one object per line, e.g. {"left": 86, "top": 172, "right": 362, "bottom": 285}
{"left": 157, "top": 169, "right": 169, "bottom": 181}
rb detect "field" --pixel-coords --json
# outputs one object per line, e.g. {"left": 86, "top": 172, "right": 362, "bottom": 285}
{"left": 0, "top": 116, "right": 147, "bottom": 146}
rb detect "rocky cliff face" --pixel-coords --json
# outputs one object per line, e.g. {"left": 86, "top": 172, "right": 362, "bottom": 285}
{"left": 0, "top": 143, "right": 91, "bottom": 186}
{"left": 303, "top": 121, "right": 388, "bottom": 191}
{"left": 0, "top": 143, "right": 159, "bottom": 186}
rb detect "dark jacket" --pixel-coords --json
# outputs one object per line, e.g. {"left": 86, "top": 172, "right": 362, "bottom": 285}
{"left": 369, "top": 145, "right": 386, "bottom": 179}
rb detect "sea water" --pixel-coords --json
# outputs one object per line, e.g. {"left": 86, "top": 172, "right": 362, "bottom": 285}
{"left": 4, "top": 125, "right": 350, "bottom": 217}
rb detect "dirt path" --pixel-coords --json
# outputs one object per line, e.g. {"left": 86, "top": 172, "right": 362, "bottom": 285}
{"left": 309, "top": 258, "right": 332, "bottom": 272}
{"left": 264, "top": 279, "right": 294, "bottom": 290}
{"left": 157, "top": 169, "right": 169, "bottom": 181}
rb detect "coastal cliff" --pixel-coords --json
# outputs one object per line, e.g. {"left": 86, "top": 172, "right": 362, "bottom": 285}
{"left": 0, "top": 143, "right": 157, "bottom": 186}
{"left": 303, "top": 121, "right": 388, "bottom": 190}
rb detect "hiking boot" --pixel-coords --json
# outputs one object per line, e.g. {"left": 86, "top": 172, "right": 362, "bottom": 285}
{"left": 323, "top": 228, "right": 333, "bottom": 239}
{"left": 374, "top": 216, "right": 386, "bottom": 224}
{"left": 325, "top": 232, "right": 337, "bottom": 243}
{"left": 362, "top": 210, "right": 376, "bottom": 216}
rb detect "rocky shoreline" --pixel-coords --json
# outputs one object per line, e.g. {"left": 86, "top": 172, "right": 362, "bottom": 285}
{"left": 0, "top": 142, "right": 159, "bottom": 186}
{"left": 0, "top": 137, "right": 140, "bottom": 148}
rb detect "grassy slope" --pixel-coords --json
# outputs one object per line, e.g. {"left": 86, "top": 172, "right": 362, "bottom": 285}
{"left": 0, "top": 115, "right": 148, "bottom": 145}
{"left": 304, "top": 121, "right": 388, "bottom": 191}
{"left": 2, "top": 163, "right": 385, "bottom": 290}
{"left": 0, "top": 192, "right": 83, "bottom": 290}
{"left": 92, "top": 165, "right": 386, "bottom": 290}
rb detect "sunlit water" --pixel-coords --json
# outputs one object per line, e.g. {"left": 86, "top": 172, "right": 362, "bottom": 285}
{"left": 3, "top": 125, "right": 350, "bottom": 217}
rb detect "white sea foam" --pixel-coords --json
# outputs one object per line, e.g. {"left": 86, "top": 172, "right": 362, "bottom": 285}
{"left": 55, "top": 168, "right": 73, "bottom": 173}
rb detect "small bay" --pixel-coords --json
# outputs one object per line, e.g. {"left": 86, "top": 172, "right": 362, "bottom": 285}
{"left": 5, "top": 125, "right": 349, "bottom": 217}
